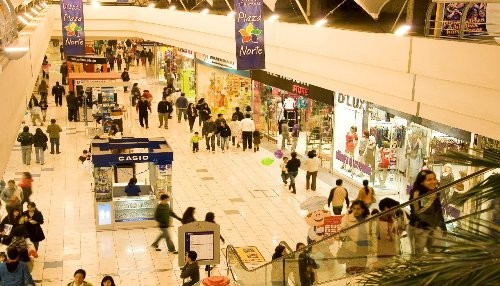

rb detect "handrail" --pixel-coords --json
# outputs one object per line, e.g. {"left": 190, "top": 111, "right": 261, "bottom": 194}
{"left": 225, "top": 166, "right": 493, "bottom": 274}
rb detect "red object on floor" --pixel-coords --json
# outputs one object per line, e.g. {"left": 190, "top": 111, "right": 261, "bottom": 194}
{"left": 202, "top": 276, "right": 230, "bottom": 286}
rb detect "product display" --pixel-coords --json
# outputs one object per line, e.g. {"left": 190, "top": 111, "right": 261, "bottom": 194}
{"left": 94, "top": 167, "right": 113, "bottom": 202}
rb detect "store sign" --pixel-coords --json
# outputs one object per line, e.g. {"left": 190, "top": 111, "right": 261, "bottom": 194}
{"left": 117, "top": 155, "right": 149, "bottom": 162}
{"left": 234, "top": 0, "right": 266, "bottom": 70}
{"left": 67, "top": 55, "right": 107, "bottom": 64}
{"left": 92, "top": 153, "right": 173, "bottom": 167}
{"left": 196, "top": 53, "right": 237, "bottom": 70}
{"left": 336, "top": 93, "right": 367, "bottom": 111}
{"left": 74, "top": 79, "right": 108, "bottom": 85}
{"left": 250, "top": 70, "right": 334, "bottom": 105}
{"left": 335, "top": 151, "right": 372, "bottom": 175}
{"left": 441, "top": 3, "right": 487, "bottom": 37}
{"left": 177, "top": 48, "right": 194, "bottom": 59}
{"left": 60, "top": 0, "right": 85, "bottom": 56}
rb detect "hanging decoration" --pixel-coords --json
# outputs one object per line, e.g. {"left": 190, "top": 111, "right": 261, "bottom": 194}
{"left": 60, "top": 0, "right": 86, "bottom": 55}
{"left": 234, "top": 0, "right": 266, "bottom": 70}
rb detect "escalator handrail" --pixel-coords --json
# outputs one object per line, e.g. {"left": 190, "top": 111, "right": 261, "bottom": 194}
{"left": 225, "top": 167, "right": 493, "bottom": 273}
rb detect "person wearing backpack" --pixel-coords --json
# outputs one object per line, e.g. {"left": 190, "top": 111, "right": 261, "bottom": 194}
{"left": 17, "top": 126, "right": 33, "bottom": 165}
{"left": 32, "top": 128, "right": 48, "bottom": 165}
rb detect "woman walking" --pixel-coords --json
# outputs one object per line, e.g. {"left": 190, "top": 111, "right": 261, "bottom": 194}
{"left": 181, "top": 207, "right": 196, "bottom": 225}
{"left": 23, "top": 202, "right": 45, "bottom": 251}
{"left": 187, "top": 103, "right": 198, "bottom": 132}
{"left": 303, "top": 150, "right": 320, "bottom": 191}
{"left": 33, "top": 128, "right": 48, "bottom": 165}
{"left": 356, "top": 180, "right": 376, "bottom": 208}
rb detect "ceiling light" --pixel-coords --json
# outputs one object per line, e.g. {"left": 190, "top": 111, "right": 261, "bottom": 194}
{"left": 3, "top": 38, "right": 30, "bottom": 60}
{"left": 91, "top": 0, "right": 100, "bottom": 8}
{"left": 40, "top": 2, "right": 47, "bottom": 8}
{"left": 17, "top": 15, "right": 29, "bottom": 25}
{"left": 30, "top": 7, "right": 40, "bottom": 15}
{"left": 394, "top": 24, "right": 411, "bottom": 36}
{"left": 314, "top": 19, "right": 327, "bottom": 27}
{"left": 268, "top": 14, "right": 279, "bottom": 22}
{"left": 227, "top": 11, "right": 235, "bottom": 17}
{"left": 200, "top": 8, "right": 209, "bottom": 14}
{"left": 168, "top": 5, "right": 176, "bottom": 11}
{"left": 23, "top": 12, "right": 34, "bottom": 20}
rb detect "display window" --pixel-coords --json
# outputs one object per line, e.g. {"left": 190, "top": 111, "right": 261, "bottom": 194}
{"left": 196, "top": 60, "right": 251, "bottom": 116}
{"left": 157, "top": 46, "right": 196, "bottom": 100}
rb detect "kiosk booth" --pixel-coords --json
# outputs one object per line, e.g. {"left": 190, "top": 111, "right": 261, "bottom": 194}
{"left": 91, "top": 137, "right": 173, "bottom": 230}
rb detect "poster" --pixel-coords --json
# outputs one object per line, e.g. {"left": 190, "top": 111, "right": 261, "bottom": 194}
{"left": 441, "top": 3, "right": 487, "bottom": 36}
{"left": 60, "top": 0, "right": 85, "bottom": 55}
{"left": 234, "top": 246, "right": 266, "bottom": 264}
{"left": 323, "top": 215, "right": 344, "bottom": 236}
{"left": 234, "top": 0, "right": 265, "bottom": 70}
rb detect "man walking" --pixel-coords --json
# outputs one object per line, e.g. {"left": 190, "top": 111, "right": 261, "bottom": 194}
{"left": 327, "top": 179, "right": 350, "bottom": 215}
{"left": 136, "top": 96, "right": 151, "bottom": 128}
{"left": 46, "top": 119, "right": 62, "bottom": 154}
{"left": 0, "top": 180, "right": 23, "bottom": 214}
{"left": 240, "top": 114, "right": 255, "bottom": 151}
{"left": 66, "top": 91, "right": 79, "bottom": 122}
{"left": 175, "top": 92, "right": 189, "bottom": 123}
{"left": 60, "top": 62, "right": 68, "bottom": 85}
{"left": 151, "top": 194, "right": 181, "bottom": 253}
{"left": 52, "top": 81, "right": 65, "bottom": 107}
{"left": 158, "top": 96, "right": 173, "bottom": 129}
{"left": 202, "top": 116, "right": 217, "bottom": 153}
{"left": 121, "top": 68, "right": 130, "bottom": 92}
{"left": 17, "top": 126, "right": 33, "bottom": 165}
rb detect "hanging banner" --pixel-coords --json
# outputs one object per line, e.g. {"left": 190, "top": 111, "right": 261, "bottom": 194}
{"left": 234, "top": 0, "right": 265, "bottom": 70}
{"left": 60, "top": 0, "right": 86, "bottom": 56}
{"left": 441, "top": 3, "right": 487, "bottom": 37}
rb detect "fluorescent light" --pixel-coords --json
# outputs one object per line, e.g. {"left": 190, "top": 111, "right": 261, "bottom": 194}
{"left": 315, "top": 19, "right": 327, "bottom": 27}
{"left": 91, "top": 0, "right": 100, "bottom": 8}
{"left": 4, "top": 47, "right": 29, "bottom": 52}
{"left": 23, "top": 12, "right": 34, "bottom": 20}
{"left": 168, "top": 5, "right": 176, "bottom": 11}
{"left": 148, "top": 3, "right": 156, "bottom": 8}
{"left": 227, "top": 11, "right": 235, "bottom": 17}
{"left": 268, "top": 14, "right": 279, "bottom": 22}
{"left": 200, "top": 8, "right": 209, "bottom": 14}
{"left": 394, "top": 24, "right": 411, "bottom": 36}
{"left": 18, "top": 15, "right": 29, "bottom": 25}
{"left": 30, "top": 8, "right": 40, "bottom": 15}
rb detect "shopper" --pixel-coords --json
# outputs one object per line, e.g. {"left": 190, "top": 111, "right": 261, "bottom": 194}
{"left": 356, "top": 179, "right": 376, "bottom": 209}
{"left": 124, "top": 178, "right": 141, "bottom": 196}
{"left": 338, "top": 200, "right": 377, "bottom": 274}
{"left": 22, "top": 202, "right": 45, "bottom": 251}
{"left": 286, "top": 152, "right": 301, "bottom": 194}
{"left": 46, "top": 119, "right": 62, "bottom": 154}
{"left": 327, "top": 179, "right": 350, "bottom": 215}
{"left": 202, "top": 116, "right": 217, "bottom": 153}
{"left": 38, "top": 79, "right": 49, "bottom": 101}
{"left": 204, "top": 212, "right": 225, "bottom": 243}
{"left": 28, "top": 95, "right": 42, "bottom": 127}
{"left": 303, "top": 150, "right": 320, "bottom": 191}
{"left": 147, "top": 49, "right": 153, "bottom": 66}
{"left": 214, "top": 114, "right": 226, "bottom": 147}
{"left": 0, "top": 209, "right": 23, "bottom": 243}
{"left": 157, "top": 96, "right": 173, "bottom": 129}
{"left": 252, "top": 129, "right": 262, "bottom": 152}
{"left": 100, "top": 276, "right": 115, "bottom": 286}
{"left": 181, "top": 207, "right": 196, "bottom": 225}
{"left": 408, "top": 170, "right": 447, "bottom": 255}
{"left": 187, "top": 103, "right": 198, "bottom": 132}
{"left": 60, "top": 63, "right": 68, "bottom": 85}
{"left": 60, "top": 45, "right": 65, "bottom": 60}
{"left": 131, "top": 83, "right": 140, "bottom": 106}
{"left": 136, "top": 96, "right": 151, "bottom": 128}
{"left": 17, "top": 126, "right": 33, "bottom": 165}
{"left": 199, "top": 102, "right": 211, "bottom": 127}
{"left": 38, "top": 97, "right": 48, "bottom": 122}
{"left": 116, "top": 55, "right": 123, "bottom": 71}
{"left": 17, "top": 172, "right": 32, "bottom": 210}
{"left": 280, "top": 157, "right": 289, "bottom": 185}
{"left": 140, "top": 49, "right": 146, "bottom": 66}
{"left": 1, "top": 181, "right": 23, "bottom": 214}
{"left": 218, "top": 121, "right": 231, "bottom": 153}
{"left": 52, "top": 81, "right": 65, "bottom": 107}
{"left": 241, "top": 114, "right": 255, "bottom": 151}
{"left": 32, "top": 128, "right": 47, "bottom": 165}
{"left": 190, "top": 132, "right": 202, "bottom": 153}
{"left": 297, "top": 242, "right": 318, "bottom": 286}
{"left": 7, "top": 226, "right": 33, "bottom": 272}
{"left": 108, "top": 54, "right": 115, "bottom": 71}
{"left": 67, "top": 269, "right": 93, "bottom": 286}
{"left": 0, "top": 248, "right": 34, "bottom": 285}
{"left": 271, "top": 245, "right": 287, "bottom": 286}
{"left": 377, "top": 198, "right": 407, "bottom": 258}
{"left": 151, "top": 194, "right": 181, "bottom": 253}
{"left": 175, "top": 92, "right": 189, "bottom": 123}
{"left": 196, "top": 98, "right": 206, "bottom": 126}
{"left": 232, "top": 107, "right": 244, "bottom": 121}
{"left": 66, "top": 91, "right": 79, "bottom": 122}
{"left": 180, "top": 251, "right": 200, "bottom": 286}
{"left": 120, "top": 68, "right": 130, "bottom": 92}
{"left": 291, "top": 123, "right": 300, "bottom": 153}
{"left": 228, "top": 115, "right": 241, "bottom": 148}
{"left": 280, "top": 120, "right": 290, "bottom": 150}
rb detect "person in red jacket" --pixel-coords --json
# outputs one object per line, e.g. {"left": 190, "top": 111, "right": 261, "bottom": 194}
{"left": 17, "top": 172, "right": 33, "bottom": 212}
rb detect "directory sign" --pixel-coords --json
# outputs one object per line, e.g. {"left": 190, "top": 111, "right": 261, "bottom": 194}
{"left": 178, "top": 222, "right": 221, "bottom": 266}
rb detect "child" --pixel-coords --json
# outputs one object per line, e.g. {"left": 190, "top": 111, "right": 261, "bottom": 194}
{"left": 78, "top": 150, "right": 91, "bottom": 164}
{"left": 280, "top": 157, "right": 289, "bottom": 185}
{"left": 253, "top": 129, "right": 263, "bottom": 152}
{"left": 218, "top": 122, "right": 231, "bottom": 153}
{"left": 191, "top": 132, "right": 202, "bottom": 153}
{"left": 228, "top": 115, "right": 241, "bottom": 148}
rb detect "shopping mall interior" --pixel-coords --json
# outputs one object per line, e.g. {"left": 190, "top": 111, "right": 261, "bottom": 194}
{"left": 0, "top": 0, "right": 499, "bottom": 285}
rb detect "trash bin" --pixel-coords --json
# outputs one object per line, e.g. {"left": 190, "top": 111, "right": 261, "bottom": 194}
{"left": 202, "top": 276, "right": 230, "bottom": 286}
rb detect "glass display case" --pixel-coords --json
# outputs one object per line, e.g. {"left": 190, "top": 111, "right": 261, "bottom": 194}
{"left": 113, "top": 196, "right": 156, "bottom": 223}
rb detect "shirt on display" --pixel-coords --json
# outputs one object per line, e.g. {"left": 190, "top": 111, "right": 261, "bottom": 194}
{"left": 283, "top": 97, "right": 295, "bottom": 110}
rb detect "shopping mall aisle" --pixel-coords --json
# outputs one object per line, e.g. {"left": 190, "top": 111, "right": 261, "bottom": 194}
{"left": 2, "top": 46, "right": 389, "bottom": 285}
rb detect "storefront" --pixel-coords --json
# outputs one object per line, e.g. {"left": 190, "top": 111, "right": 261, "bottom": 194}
{"left": 157, "top": 46, "right": 196, "bottom": 100}
{"left": 250, "top": 70, "right": 335, "bottom": 169}
{"left": 196, "top": 53, "right": 251, "bottom": 116}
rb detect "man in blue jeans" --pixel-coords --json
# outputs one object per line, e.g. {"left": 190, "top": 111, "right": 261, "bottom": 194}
{"left": 151, "top": 194, "right": 181, "bottom": 253}
{"left": 286, "top": 152, "right": 301, "bottom": 194}
{"left": 46, "top": 119, "right": 62, "bottom": 154}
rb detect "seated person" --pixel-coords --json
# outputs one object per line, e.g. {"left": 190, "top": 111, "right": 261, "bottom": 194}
{"left": 78, "top": 150, "right": 91, "bottom": 164}
{"left": 124, "top": 178, "right": 141, "bottom": 196}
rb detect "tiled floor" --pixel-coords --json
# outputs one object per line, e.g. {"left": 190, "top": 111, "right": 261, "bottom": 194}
{"left": 1, "top": 46, "right": 396, "bottom": 285}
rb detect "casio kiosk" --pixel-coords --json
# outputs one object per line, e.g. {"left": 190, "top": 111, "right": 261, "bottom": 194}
{"left": 91, "top": 137, "right": 173, "bottom": 230}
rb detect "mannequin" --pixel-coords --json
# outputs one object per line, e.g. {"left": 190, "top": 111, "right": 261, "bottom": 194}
{"left": 283, "top": 96, "right": 295, "bottom": 110}
{"left": 365, "top": 135, "right": 377, "bottom": 183}
{"left": 343, "top": 126, "right": 358, "bottom": 171}
{"left": 407, "top": 131, "right": 424, "bottom": 183}
{"left": 359, "top": 130, "right": 370, "bottom": 164}
{"left": 377, "top": 141, "right": 390, "bottom": 188}
{"left": 440, "top": 163, "right": 455, "bottom": 204}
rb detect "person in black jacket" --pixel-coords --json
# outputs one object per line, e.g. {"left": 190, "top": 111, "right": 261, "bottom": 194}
{"left": 232, "top": 107, "right": 244, "bottom": 121}
{"left": 32, "top": 128, "right": 48, "bottom": 165}
{"left": 202, "top": 116, "right": 217, "bottom": 152}
{"left": 66, "top": 91, "right": 79, "bottom": 122}
{"left": 136, "top": 96, "right": 151, "bottom": 128}
{"left": 286, "top": 152, "right": 301, "bottom": 194}
{"left": 180, "top": 251, "right": 200, "bottom": 286}
{"left": 199, "top": 102, "right": 211, "bottom": 127}
{"left": 52, "top": 81, "right": 65, "bottom": 107}
{"left": 22, "top": 202, "right": 45, "bottom": 251}
{"left": 195, "top": 98, "right": 205, "bottom": 126}
{"left": 60, "top": 62, "right": 68, "bottom": 85}
{"left": 217, "top": 121, "right": 231, "bottom": 152}
{"left": 121, "top": 69, "right": 130, "bottom": 92}
{"left": 187, "top": 103, "right": 198, "bottom": 132}
{"left": 157, "top": 96, "right": 173, "bottom": 129}
{"left": 296, "top": 242, "right": 318, "bottom": 286}
{"left": 181, "top": 207, "right": 196, "bottom": 225}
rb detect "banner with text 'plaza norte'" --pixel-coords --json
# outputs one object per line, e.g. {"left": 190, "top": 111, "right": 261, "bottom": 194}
{"left": 235, "top": 0, "right": 265, "bottom": 70}
{"left": 60, "top": 0, "right": 86, "bottom": 56}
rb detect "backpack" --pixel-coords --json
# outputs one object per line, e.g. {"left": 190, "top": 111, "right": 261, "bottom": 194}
{"left": 17, "top": 132, "right": 33, "bottom": 145}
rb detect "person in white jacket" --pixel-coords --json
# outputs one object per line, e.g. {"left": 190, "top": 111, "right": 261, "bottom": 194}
{"left": 303, "top": 150, "right": 320, "bottom": 191}
{"left": 338, "top": 200, "right": 378, "bottom": 274}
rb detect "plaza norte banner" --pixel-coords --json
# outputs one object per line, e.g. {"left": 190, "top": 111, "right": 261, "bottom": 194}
{"left": 235, "top": 0, "right": 265, "bottom": 70}
{"left": 60, "top": 0, "right": 86, "bottom": 55}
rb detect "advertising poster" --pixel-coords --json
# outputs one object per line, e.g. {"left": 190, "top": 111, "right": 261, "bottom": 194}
{"left": 60, "top": 0, "right": 85, "bottom": 55}
{"left": 323, "top": 215, "right": 344, "bottom": 236}
{"left": 441, "top": 3, "right": 487, "bottom": 36}
{"left": 234, "top": 0, "right": 266, "bottom": 70}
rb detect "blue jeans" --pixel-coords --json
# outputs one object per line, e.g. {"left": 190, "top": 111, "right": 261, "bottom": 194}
{"left": 50, "top": 138, "right": 60, "bottom": 153}
{"left": 35, "top": 147, "right": 44, "bottom": 164}
{"left": 21, "top": 146, "right": 32, "bottom": 164}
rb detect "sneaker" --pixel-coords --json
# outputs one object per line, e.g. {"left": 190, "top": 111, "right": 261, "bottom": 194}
{"left": 169, "top": 250, "right": 178, "bottom": 254}
{"left": 158, "top": 125, "right": 162, "bottom": 128}
{"left": 57, "top": 152, "right": 61, "bottom": 154}
{"left": 50, "top": 152, "right": 54, "bottom": 154}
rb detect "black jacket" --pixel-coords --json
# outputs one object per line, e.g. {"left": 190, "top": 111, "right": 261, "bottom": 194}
{"left": 409, "top": 187, "right": 447, "bottom": 231}
{"left": 202, "top": 121, "right": 217, "bottom": 136}
{"left": 199, "top": 107, "right": 211, "bottom": 121}
{"left": 66, "top": 94, "right": 78, "bottom": 109}
{"left": 32, "top": 132, "right": 48, "bottom": 148}
{"left": 217, "top": 125, "right": 231, "bottom": 138}
{"left": 137, "top": 100, "right": 151, "bottom": 114}
{"left": 158, "top": 101, "right": 173, "bottom": 114}
{"left": 286, "top": 158, "right": 301, "bottom": 172}
{"left": 180, "top": 261, "right": 200, "bottom": 286}
{"left": 187, "top": 107, "right": 198, "bottom": 118}
{"left": 232, "top": 111, "right": 244, "bottom": 121}
{"left": 298, "top": 252, "right": 318, "bottom": 285}
{"left": 23, "top": 210, "right": 45, "bottom": 242}
{"left": 52, "top": 85, "right": 65, "bottom": 96}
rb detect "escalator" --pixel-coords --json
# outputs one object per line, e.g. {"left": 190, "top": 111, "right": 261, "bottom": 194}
{"left": 225, "top": 165, "right": 498, "bottom": 285}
